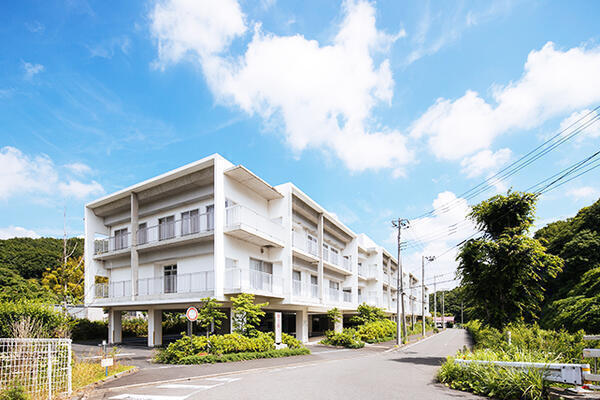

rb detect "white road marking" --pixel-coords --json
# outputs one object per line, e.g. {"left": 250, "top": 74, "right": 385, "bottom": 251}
{"left": 156, "top": 384, "right": 217, "bottom": 389}
{"left": 110, "top": 395, "right": 186, "bottom": 400}
{"left": 204, "top": 377, "right": 241, "bottom": 383}
{"left": 82, "top": 353, "right": 137, "bottom": 360}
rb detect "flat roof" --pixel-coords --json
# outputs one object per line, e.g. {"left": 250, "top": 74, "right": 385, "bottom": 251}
{"left": 224, "top": 165, "right": 283, "bottom": 200}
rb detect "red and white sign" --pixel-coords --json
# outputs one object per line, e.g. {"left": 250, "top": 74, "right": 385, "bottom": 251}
{"left": 186, "top": 306, "right": 198, "bottom": 322}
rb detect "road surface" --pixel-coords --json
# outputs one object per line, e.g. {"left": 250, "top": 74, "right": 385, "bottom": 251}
{"left": 94, "top": 329, "right": 482, "bottom": 400}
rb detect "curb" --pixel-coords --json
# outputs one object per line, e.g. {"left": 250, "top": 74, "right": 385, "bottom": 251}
{"left": 71, "top": 366, "right": 139, "bottom": 400}
{"left": 384, "top": 330, "right": 442, "bottom": 353}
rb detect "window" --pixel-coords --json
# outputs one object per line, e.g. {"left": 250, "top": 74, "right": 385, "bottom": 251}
{"left": 226, "top": 258, "right": 238, "bottom": 269}
{"left": 206, "top": 204, "right": 214, "bottom": 230}
{"left": 293, "top": 270, "right": 301, "bottom": 281}
{"left": 250, "top": 258, "right": 273, "bottom": 274}
{"left": 163, "top": 264, "right": 177, "bottom": 294}
{"left": 181, "top": 209, "right": 199, "bottom": 236}
{"left": 137, "top": 223, "right": 147, "bottom": 245}
{"left": 311, "top": 275, "right": 318, "bottom": 285}
{"left": 114, "top": 228, "right": 128, "bottom": 250}
{"left": 158, "top": 215, "right": 175, "bottom": 240}
{"left": 329, "top": 281, "right": 339, "bottom": 290}
{"left": 293, "top": 270, "right": 302, "bottom": 296}
{"left": 250, "top": 258, "right": 273, "bottom": 290}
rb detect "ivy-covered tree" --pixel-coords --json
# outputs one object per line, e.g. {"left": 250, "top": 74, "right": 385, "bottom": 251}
{"left": 197, "top": 297, "right": 226, "bottom": 337}
{"left": 41, "top": 255, "right": 84, "bottom": 306}
{"left": 457, "top": 191, "right": 562, "bottom": 329}
{"left": 231, "top": 293, "right": 268, "bottom": 336}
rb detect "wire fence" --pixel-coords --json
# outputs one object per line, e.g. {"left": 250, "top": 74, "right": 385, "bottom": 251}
{"left": 0, "top": 338, "right": 72, "bottom": 400}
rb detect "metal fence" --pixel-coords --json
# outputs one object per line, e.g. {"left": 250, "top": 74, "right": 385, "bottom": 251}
{"left": 0, "top": 338, "right": 71, "bottom": 400}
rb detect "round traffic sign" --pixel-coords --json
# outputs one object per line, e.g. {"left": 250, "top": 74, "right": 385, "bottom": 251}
{"left": 186, "top": 306, "right": 198, "bottom": 322}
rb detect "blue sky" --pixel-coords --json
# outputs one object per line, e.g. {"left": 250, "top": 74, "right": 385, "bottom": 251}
{"left": 1, "top": 0, "right": 600, "bottom": 285}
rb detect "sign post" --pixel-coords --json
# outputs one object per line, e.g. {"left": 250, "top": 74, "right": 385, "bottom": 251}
{"left": 274, "top": 312, "right": 282, "bottom": 345}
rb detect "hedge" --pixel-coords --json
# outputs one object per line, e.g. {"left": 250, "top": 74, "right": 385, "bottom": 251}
{"left": 0, "top": 302, "right": 68, "bottom": 338}
{"left": 177, "top": 348, "right": 311, "bottom": 364}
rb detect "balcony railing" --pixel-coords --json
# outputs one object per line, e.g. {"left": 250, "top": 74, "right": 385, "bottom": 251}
{"left": 225, "top": 205, "right": 284, "bottom": 242}
{"left": 94, "top": 232, "right": 131, "bottom": 255}
{"left": 358, "top": 265, "right": 367, "bottom": 277}
{"left": 311, "top": 283, "right": 319, "bottom": 298}
{"left": 343, "top": 256, "right": 351, "bottom": 270}
{"left": 292, "top": 281, "right": 320, "bottom": 299}
{"left": 328, "top": 288, "right": 341, "bottom": 302}
{"left": 292, "top": 231, "right": 318, "bottom": 257}
{"left": 137, "top": 271, "right": 214, "bottom": 296}
{"left": 225, "top": 268, "right": 284, "bottom": 296}
{"left": 138, "top": 213, "right": 213, "bottom": 246}
{"left": 293, "top": 280, "right": 302, "bottom": 296}
{"left": 94, "top": 280, "right": 131, "bottom": 299}
{"left": 343, "top": 291, "right": 352, "bottom": 303}
{"left": 358, "top": 294, "right": 364, "bottom": 304}
{"left": 367, "top": 291, "right": 378, "bottom": 306}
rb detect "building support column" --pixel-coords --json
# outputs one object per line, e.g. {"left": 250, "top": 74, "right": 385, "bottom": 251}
{"left": 213, "top": 157, "right": 225, "bottom": 299}
{"left": 130, "top": 193, "right": 139, "bottom": 299}
{"left": 148, "top": 309, "right": 162, "bottom": 347}
{"left": 295, "top": 308, "right": 309, "bottom": 343}
{"left": 108, "top": 309, "right": 122, "bottom": 345}
{"left": 317, "top": 213, "right": 324, "bottom": 302}
{"left": 334, "top": 316, "right": 343, "bottom": 333}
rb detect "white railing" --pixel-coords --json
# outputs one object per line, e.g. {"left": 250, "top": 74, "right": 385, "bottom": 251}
{"left": 292, "top": 230, "right": 319, "bottom": 257}
{"left": 0, "top": 338, "right": 72, "bottom": 400}
{"left": 293, "top": 280, "right": 302, "bottom": 296}
{"left": 225, "top": 268, "right": 283, "bottom": 296}
{"left": 358, "top": 265, "right": 367, "bottom": 277}
{"left": 94, "top": 280, "right": 131, "bottom": 299}
{"left": 225, "top": 205, "right": 285, "bottom": 242}
{"left": 343, "top": 256, "right": 351, "bottom": 270}
{"left": 94, "top": 232, "right": 131, "bottom": 255}
{"left": 367, "top": 291, "right": 378, "bottom": 306}
{"left": 311, "top": 283, "right": 319, "bottom": 298}
{"left": 138, "top": 212, "right": 213, "bottom": 246}
{"left": 358, "top": 294, "right": 364, "bottom": 303}
{"left": 137, "top": 271, "right": 214, "bottom": 296}
{"left": 328, "top": 288, "right": 341, "bottom": 302}
{"left": 343, "top": 291, "right": 352, "bottom": 303}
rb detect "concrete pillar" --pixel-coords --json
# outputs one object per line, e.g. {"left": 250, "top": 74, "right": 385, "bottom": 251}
{"left": 317, "top": 214, "right": 324, "bottom": 302}
{"left": 213, "top": 157, "right": 225, "bottom": 299}
{"left": 230, "top": 307, "right": 237, "bottom": 333}
{"left": 296, "top": 308, "right": 309, "bottom": 343}
{"left": 334, "top": 317, "right": 343, "bottom": 333}
{"left": 108, "top": 309, "right": 122, "bottom": 344}
{"left": 148, "top": 309, "right": 162, "bottom": 347}
{"left": 130, "top": 193, "right": 139, "bottom": 299}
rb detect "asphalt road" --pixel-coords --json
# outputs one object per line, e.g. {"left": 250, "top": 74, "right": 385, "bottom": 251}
{"left": 95, "top": 329, "right": 483, "bottom": 400}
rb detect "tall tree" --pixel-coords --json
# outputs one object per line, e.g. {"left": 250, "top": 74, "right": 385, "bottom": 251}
{"left": 457, "top": 191, "right": 562, "bottom": 329}
{"left": 41, "top": 255, "right": 84, "bottom": 306}
{"left": 231, "top": 293, "right": 268, "bottom": 336}
{"left": 197, "top": 297, "right": 226, "bottom": 337}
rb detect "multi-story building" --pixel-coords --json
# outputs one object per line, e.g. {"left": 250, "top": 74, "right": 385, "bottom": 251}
{"left": 84, "top": 154, "right": 429, "bottom": 346}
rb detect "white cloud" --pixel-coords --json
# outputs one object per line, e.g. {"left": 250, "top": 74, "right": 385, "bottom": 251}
{"left": 22, "top": 61, "right": 44, "bottom": 80}
{"left": 0, "top": 226, "right": 40, "bottom": 240}
{"left": 64, "top": 162, "right": 92, "bottom": 176}
{"left": 0, "top": 146, "right": 104, "bottom": 201}
{"left": 88, "top": 36, "right": 131, "bottom": 59}
{"left": 558, "top": 109, "right": 600, "bottom": 142}
{"left": 25, "top": 21, "right": 45, "bottom": 33}
{"left": 58, "top": 180, "right": 104, "bottom": 199}
{"left": 460, "top": 148, "right": 511, "bottom": 178}
{"left": 567, "top": 186, "right": 600, "bottom": 201}
{"left": 411, "top": 42, "right": 600, "bottom": 161}
{"left": 150, "top": 0, "right": 413, "bottom": 175}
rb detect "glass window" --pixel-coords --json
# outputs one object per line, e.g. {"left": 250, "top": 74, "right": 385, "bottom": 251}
{"left": 293, "top": 270, "right": 301, "bottom": 281}
{"left": 329, "top": 280, "right": 339, "bottom": 290}
{"left": 206, "top": 204, "right": 214, "bottom": 230}
{"left": 137, "top": 223, "right": 147, "bottom": 245}
{"left": 250, "top": 258, "right": 273, "bottom": 274}
{"left": 181, "top": 209, "right": 199, "bottom": 235}
{"left": 158, "top": 215, "right": 175, "bottom": 240}
{"left": 163, "top": 264, "right": 177, "bottom": 294}
{"left": 114, "top": 228, "right": 128, "bottom": 250}
{"left": 311, "top": 275, "right": 318, "bottom": 285}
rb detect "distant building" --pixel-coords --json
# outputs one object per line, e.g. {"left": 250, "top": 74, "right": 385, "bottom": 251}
{"left": 84, "top": 154, "right": 429, "bottom": 346}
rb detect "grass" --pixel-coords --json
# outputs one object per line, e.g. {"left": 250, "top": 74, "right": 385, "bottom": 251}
{"left": 72, "top": 360, "right": 135, "bottom": 390}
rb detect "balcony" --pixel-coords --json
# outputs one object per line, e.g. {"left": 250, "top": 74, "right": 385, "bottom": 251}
{"left": 137, "top": 271, "right": 214, "bottom": 297}
{"left": 292, "top": 231, "right": 319, "bottom": 259}
{"left": 225, "top": 205, "right": 285, "bottom": 248}
{"left": 94, "top": 279, "right": 131, "bottom": 301}
{"left": 367, "top": 291, "right": 378, "bottom": 306}
{"left": 225, "top": 268, "right": 284, "bottom": 297}
{"left": 292, "top": 281, "right": 319, "bottom": 301}
{"left": 343, "top": 291, "right": 352, "bottom": 303}
{"left": 328, "top": 288, "right": 341, "bottom": 303}
{"left": 93, "top": 212, "right": 214, "bottom": 259}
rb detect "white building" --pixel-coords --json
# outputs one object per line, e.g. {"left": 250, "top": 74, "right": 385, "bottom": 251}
{"left": 84, "top": 154, "right": 429, "bottom": 346}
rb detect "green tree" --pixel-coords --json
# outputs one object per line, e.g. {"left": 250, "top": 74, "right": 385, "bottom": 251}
{"left": 457, "top": 191, "right": 562, "bottom": 329}
{"left": 41, "top": 255, "right": 84, "bottom": 306}
{"left": 327, "top": 307, "right": 342, "bottom": 325}
{"left": 197, "top": 297, "right": 226, "bottom": 337}
{"left": 351, "top": 303, "right": 386, "bottom": 325}
{"left": 231, "top": 293, "right": 268, "bottom": 336}
{"left": 0, "top": 266, "right": 55, "bottom": 303}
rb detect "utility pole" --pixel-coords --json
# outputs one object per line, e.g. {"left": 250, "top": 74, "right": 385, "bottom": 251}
{"left": 461, "top": 300, "right": 464, "bottom": 326}
{"left": 433, "top": 275, "right": 437, "bottom": 328}
{"left": 442, "top": 291, "right": 445, "bottom": 330}
{"left": 392, "top": 218, "right": 409, "bottom": 345}
{"left": 421, "top": 256, "right": 435, "bottom": 338}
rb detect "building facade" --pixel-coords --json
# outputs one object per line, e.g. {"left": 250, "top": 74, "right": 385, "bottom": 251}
{"left": 84, "top": 154, "right": 429, "bottom": 346}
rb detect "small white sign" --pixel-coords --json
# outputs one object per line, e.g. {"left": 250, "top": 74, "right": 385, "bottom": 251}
{"left": 274, "top": 312, "right": 282, "bottom": 344}
{"left": 186, "top": 306, "right": 199, "bottom": 322}
{"left": 101, "top": 357, "right": 114, "bottom": 368}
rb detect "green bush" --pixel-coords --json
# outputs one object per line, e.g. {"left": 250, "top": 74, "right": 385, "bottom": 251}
{"left": 322, "top": 328, "right": 364, "bottom": 348}
{"left": 0, "top": 302, "right": 69, "bottom": 338}
{"left": 267, "top": 332, "right": 304, "bottom": 349}
{"left": 0, "top": 383, "right": 28, "bottom": 400}
{"left": 356, "top": 319, "right": 396, "bottom": 343}
{"left": 177, "top": 348, "right": 311, "bottom": 364}
{"left": 156, "top": 332, "right": 300, "bottom": 363}
{"left": 122, "top": 317, "right": 148, "bottom": 337}
{"left": 71, "top": 319, "right": 107, "bottom": 341}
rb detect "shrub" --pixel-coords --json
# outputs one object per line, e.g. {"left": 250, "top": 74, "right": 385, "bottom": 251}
{"left": 356, "top": 319, "right": 396, "bottom": 343}
{"left": 122, "top": 317, "right": 148, "bottom": 337}
{"left": 71, "top": 319, "right": 107, "bottom": 341}
{"left": 0, "top": 384, "right": 28, "bottom": 400}
{"left": 351, "top": 304, "right": 386, "bottom": 325}
{"left": 0, "top": 302, "right": 69, "bottom": 338}
{"left": 267, "top": 332, "right": 304, "bottom": 349}
{"left": 177, "top": 348, "right": 310, "bottom": 364}
{"left": 322, "top": 328, "right": 364, "bottom": 348}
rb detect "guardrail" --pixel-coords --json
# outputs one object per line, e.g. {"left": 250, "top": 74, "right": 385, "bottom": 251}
{"left": 583, "top": 335, "right": 600, "bottom": 390}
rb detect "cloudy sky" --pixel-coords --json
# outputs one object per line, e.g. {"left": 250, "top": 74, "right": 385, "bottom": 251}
{"left": 1, "top": 0, "right": 600, "bottom": 287}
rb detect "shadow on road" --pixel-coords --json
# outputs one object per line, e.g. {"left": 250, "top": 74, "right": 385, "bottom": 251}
{"left": 388, "top": 356, "right": 446, "bottom": 366}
